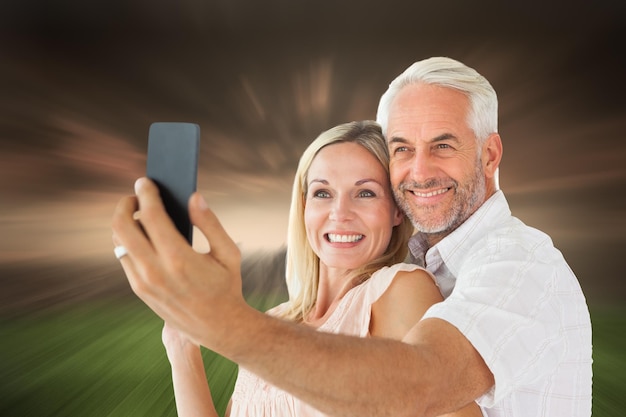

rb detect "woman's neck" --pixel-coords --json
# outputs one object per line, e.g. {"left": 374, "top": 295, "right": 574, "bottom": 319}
{"left": 304, "top": 265, "right": 362, "bottom": 328}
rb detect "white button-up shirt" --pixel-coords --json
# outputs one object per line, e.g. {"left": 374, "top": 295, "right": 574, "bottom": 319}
{"left": 411, "top": 190, "right": 593, "bottom": 416}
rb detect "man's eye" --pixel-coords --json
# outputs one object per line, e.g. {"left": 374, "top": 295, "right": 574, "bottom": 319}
{"left": 392, "top": 146, "right": 413, "bottom": 160}
{"left": 394, "top": 146, "right": 408, "bottom": 153}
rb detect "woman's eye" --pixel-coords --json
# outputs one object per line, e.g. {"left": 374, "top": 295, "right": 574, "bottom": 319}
{"left": 313, "top": 190, "right": 331, "bottom": 198}
{"left": 358, "top": 190, "right": 375, "bottom": 198}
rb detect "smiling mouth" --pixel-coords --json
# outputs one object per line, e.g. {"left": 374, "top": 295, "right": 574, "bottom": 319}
{"left": 326, "top": 233, "right": 364, "bottom": 243}
{"left": 411, "top": 187, "right": 450, "bottom": 198}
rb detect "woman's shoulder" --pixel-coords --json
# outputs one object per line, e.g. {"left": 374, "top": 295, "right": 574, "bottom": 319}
{"left": 375, "top": 261, "right": 432, "bottom": 275}
{"left": 367, "top": 262, "right": 436, "bottom": 293}
{"left": 265, "top": 302, "right": 290, "bottom": 317}
{"left": 369, "top": 263, "right": 443, "bottom": 339}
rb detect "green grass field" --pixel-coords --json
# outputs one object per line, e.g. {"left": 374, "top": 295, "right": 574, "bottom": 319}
{"left": 1, "top": 300, "right": 624, "bottom": 416}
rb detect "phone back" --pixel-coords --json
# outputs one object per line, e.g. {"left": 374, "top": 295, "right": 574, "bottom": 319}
{"left": 146, "top": 122, "right": 200, "bottom": 243}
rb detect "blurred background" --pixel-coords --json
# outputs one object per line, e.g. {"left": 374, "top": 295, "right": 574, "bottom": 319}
{"left": 1, "top": 0, "right": 625, "bottom": 416}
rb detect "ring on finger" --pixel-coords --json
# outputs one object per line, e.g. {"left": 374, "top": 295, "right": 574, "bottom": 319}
{"left": 114, "top": 245, "right": 129, "bottom": 260}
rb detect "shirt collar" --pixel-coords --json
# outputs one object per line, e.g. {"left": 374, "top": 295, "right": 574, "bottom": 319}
{"left": 408, "top": 190, "right": 511, "bottom": 276}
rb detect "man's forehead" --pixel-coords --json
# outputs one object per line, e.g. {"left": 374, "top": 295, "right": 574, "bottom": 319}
{"left": 388, "top": 84, "right": 469, "bottom": 115}
{"left": 386, "top": 85, "right": 470, "bottom": 139}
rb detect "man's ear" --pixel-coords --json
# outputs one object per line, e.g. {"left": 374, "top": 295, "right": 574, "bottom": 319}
{"left": 482, "top": 133, "right": 503, "bottom": 179}
{"left": 393, "top": 206, "right": 404, "bottom": 227}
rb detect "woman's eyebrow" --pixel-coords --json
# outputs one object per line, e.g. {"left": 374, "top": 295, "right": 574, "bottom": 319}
{"left": 308, "top": 178, "right": 328, "bottom": 186}
{"left": 355, "top": 178, "right": 383, "bottom": 186}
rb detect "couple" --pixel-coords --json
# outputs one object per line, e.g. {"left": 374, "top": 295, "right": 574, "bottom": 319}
{"left": 112, "top": 57, "right": 593, "bottom": 416}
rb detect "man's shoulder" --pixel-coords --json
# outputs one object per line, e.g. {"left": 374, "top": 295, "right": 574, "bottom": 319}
{"left": 463, "top": 191, "right": 558, "bottom": 256}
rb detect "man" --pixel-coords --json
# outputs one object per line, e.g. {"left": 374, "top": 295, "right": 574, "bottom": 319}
{"left": 112, "top": 57, "right": 592, "bottom": 416}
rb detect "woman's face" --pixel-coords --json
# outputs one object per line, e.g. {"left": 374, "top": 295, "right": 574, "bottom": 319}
{"left": 304, "top": 141, "right": 403, "bottom": 272}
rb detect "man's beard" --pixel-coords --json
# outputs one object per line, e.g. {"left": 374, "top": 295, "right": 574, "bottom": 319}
{"left": 394, "top": 162, "right": 486, "bottom": 235}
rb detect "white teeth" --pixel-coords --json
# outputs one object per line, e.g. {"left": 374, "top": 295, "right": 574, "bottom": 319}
{"left": 414, "top": 188, "right": 448, "bottom": 198}
{"left": 327, "top": 233, "right": 364, "bottom": 243}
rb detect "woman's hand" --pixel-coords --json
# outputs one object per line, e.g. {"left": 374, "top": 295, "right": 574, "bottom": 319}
{"left": 162, "top": 322, "right": 198, "bottom": 360}
{"left": 161, "top": 324, "right": 221, "bottom": 417}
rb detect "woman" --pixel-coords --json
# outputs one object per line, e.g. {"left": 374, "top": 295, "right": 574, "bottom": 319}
{"left": 162, "top": 121, "right": 482, "bottom": 416}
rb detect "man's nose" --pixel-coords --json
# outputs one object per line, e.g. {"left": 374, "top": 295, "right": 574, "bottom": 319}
{"left": 409, "top": 149, "right": 437, "bottom": 181}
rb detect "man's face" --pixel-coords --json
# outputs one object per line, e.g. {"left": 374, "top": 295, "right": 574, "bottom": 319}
{"left": 386, "top": 83, "right": 487, "bottom": 240}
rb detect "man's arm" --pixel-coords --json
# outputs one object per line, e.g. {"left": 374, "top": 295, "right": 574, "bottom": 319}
{"left": 218, "top": 304, "right": 492, "bottom": 417}
{"left": 112, "top": 178, "right": 493, "bottom": 417}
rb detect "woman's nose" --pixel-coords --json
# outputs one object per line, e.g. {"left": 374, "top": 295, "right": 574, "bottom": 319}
{"left": 329, "top": 196, "right": 353, "bottom": 221}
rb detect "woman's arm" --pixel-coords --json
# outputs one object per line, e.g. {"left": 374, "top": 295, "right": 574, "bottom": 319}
{"left": 162, "top": 323, "right": 222, "bottom": 417}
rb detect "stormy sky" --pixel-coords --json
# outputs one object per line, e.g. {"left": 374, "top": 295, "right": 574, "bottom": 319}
{"left": 0, "top": 0, "right": 625, "bottom": 308}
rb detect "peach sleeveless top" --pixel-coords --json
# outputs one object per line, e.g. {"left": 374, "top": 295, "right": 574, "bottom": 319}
{"left": 229, "top": 263, "right": 429, "bottom": 417}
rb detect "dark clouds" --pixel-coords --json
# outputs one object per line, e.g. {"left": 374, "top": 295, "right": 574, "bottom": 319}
{"left": 0, "top": 0, "right": 625, "bottom": 307}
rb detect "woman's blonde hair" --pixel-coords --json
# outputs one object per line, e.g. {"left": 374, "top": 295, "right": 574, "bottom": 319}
{"left": 279, "top": 120, "right": 414, "bottom": 322}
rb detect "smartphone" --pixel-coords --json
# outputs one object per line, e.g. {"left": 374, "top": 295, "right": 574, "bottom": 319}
{"left": 146, "top": 122, "right": 200, "bottom": 244}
